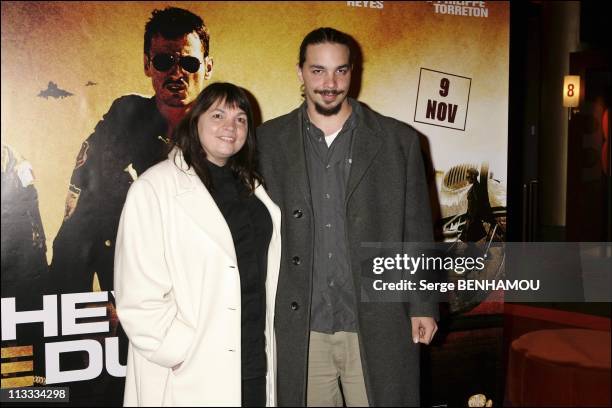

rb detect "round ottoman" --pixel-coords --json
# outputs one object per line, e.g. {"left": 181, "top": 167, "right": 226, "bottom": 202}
{"left": 508, "top": 329, "right": 611, "bottom": 406}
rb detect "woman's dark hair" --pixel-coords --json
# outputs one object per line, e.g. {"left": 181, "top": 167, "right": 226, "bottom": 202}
{"left": 172, "top": 82, "right": 263, "bottom": 193}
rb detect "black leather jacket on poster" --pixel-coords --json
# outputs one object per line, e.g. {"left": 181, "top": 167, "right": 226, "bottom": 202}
{"left": 50, "top": 95, "right": 169, "bottom": 294}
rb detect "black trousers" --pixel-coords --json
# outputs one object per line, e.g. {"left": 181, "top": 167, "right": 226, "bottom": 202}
{"left": 242, "top": 376, "right": 266, "bottom": 407}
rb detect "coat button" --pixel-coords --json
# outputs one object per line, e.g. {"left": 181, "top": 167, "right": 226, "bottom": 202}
{"left": 292, "top": 256, "right": 301, "bottom": 265}
{"left": 104, "top": 240, "right": 112, "bottom": 247}
{"left": 293, "top": 209, "right": 303, "bottom": 218}
{"left": 290, "top": 302, "right": 299, "bottom": 311}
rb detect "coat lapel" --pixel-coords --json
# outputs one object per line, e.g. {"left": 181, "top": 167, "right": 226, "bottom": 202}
{"left": 254, "top": 185, "right": 281, "bottom": 238}
{"left": 280, "top": 109, "right": 312, "bottom": 208}
{"left": 345, "top": 111, "right": 383, "bottom": 204}
{"left": 171, "top": 149, "right": 237, "bottom": 262}
{"left": 281, "top": 104, "right": 383, "bottom": 207}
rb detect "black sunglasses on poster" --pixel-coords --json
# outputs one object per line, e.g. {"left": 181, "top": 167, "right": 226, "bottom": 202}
{"left": 151, "top": 53, "right": 202, "bottom": 73}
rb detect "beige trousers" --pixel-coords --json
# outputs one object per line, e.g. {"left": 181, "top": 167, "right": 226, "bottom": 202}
{"left": 307, "top": 331, "right": 369, "bottom": 407}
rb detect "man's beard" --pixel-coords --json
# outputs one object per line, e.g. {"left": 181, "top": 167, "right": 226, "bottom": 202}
{"left": 314, "top": 101, "right": 343, "bottom": 116}
{"left": 312, "top": 88, "right": 347, "bottom": 116}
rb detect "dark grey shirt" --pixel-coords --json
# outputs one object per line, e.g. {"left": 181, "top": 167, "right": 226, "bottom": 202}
{"left": 302, "top": 100, "right": 360, "bottom": 334}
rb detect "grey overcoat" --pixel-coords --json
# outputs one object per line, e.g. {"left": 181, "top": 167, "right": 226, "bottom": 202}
{"left": 257, "top": 101, "right": 438, "bottom": 407}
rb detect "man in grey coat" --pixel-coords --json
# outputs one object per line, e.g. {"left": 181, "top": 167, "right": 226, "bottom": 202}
{"left": 257, "top": 27, "right": 438, "bottom": 406}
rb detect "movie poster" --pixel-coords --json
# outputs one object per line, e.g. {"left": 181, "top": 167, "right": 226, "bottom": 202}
{"left": 1, "top": 1, "right": 509, "bottom": 404}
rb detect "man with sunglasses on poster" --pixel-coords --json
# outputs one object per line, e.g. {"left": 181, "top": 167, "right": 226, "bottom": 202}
{"left": 52, "top": 5, "right": 212, "bottom": 297}
{"left": 48, "top": 7, "right": 212, "bottom": 403}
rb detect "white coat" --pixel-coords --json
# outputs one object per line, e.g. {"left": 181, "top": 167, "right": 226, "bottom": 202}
{"left": 114, "top": 149, "right": 281, "bottom": 406}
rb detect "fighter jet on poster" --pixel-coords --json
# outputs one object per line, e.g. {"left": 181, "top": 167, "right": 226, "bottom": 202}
{"left": 37, "top": 81, "right": 73, "bottom": 99}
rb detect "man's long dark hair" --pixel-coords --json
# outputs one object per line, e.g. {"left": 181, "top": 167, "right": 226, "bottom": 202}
{"left": 298, "top": 27, "right": 355, "bottom": 68}
{"left": 172, "top": 82, "right": 263, "bottom": 193}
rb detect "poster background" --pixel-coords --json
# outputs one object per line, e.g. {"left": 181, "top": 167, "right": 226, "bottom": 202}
{"left": 2, "top": 1, "right": 509, "bottom": 252}
{"left": 1, "top": 1, "right": 509, "bottom": 404}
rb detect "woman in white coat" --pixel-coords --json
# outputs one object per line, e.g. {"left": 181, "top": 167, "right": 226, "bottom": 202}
{"left": 114, "top": 83, "right": 280, "bottom": 407}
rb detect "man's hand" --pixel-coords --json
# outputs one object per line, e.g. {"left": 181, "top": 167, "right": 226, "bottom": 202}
{"left": 410, "top": 316, "right": 438, "bottom": 345}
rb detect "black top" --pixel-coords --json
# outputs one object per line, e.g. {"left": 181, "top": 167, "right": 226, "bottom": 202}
{"left": 302, "top": 100, "right": 360, "bottom": 334}
{"left": 207, "top": 161, "right": 272, "bottom": 380}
